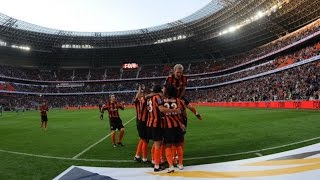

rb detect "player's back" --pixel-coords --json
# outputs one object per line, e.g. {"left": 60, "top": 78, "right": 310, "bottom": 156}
{"left": 162, "top": 98, "right": 185, "bottom": 128}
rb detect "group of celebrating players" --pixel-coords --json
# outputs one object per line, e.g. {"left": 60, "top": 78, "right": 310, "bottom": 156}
{"left": 100, "top": 64, "right": 202, "bottom": 173}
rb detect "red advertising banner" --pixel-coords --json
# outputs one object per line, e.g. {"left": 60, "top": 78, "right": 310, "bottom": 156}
{"left": 193, "top": 100, "right": 320, "bottom": 110}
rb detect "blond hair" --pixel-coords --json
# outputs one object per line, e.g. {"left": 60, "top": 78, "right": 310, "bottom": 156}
{"left": 173, "top": 64, "right": 184, "bottom": 71}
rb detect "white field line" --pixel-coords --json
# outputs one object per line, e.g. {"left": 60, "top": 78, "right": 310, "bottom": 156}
{"left": 0, "top": 134, "right": 319, "bottom": 162}
{"left": 72, "top": 116, "right": 136, "bottom": 159}
{"left": 184, "top": 136, "right": 320, "bottom": 160}
{"left": 0, "top": 149, "right": 133, "bottom": 162}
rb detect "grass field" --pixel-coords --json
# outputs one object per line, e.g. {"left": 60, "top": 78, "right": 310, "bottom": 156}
{"left": 0, "top": 107, "right": 320, "bottom": 179}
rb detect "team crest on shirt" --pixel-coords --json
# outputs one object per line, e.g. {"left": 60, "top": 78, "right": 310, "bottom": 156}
{"left": 157, "top": 98, "right": 163, "bottom": 105}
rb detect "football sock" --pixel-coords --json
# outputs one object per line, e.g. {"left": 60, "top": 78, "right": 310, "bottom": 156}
{"left": 135, "top": 139, "right": 143, "bottom": 157}
{"left": 119, "top": 130, "right": 124, "bottom": 143}
{"left": 165, "top": 147, "right": 173, "bottom": 167}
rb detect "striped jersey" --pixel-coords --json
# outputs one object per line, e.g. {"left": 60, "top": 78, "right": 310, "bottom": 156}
{"left": 162, "top": 98, "right": 185, "bottom": 128}
{"left": 134, "top": 97, "right": 148, "bottom": 122}
{"left": 104, "top": 101, "right": 124, "bottom": 119}
{"left": 164, "top": 74, "right": 187, "bottom": 98}
{"left": 146, "top": 94, "right": 163, "bottom": 128}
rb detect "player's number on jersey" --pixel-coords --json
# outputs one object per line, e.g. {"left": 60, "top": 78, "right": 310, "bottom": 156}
{"left": 164, "top": 102, "right": 177, "bottom": 109}
{"left": 147, "top": 100, "right": 153, "bottom": 112}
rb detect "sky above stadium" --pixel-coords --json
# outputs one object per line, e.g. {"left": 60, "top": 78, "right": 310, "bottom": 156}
{"left": 0, "top": 0, "right": 211, "bottom": 32}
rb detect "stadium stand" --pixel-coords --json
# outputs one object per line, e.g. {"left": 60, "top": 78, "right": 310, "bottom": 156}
{"left": 0, "top": 0, "right": 320, "bottom": 110}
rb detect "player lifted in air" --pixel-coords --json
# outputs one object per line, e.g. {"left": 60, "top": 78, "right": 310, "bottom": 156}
{"left": 164, "top": 64, "right": 202, "bottom": 165}
{"left": 163, "top": 64, "right": 202, "bottom": 123}
{"left": 103, "top": 94, "right": 125, "bottom": 147}
{"left": 39, "top": 101, "right": 49, "bottom": 130}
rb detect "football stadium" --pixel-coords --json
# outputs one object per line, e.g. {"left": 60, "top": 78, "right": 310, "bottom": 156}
{"left": 0, "top": 0, "right": 320, "bottom": 179}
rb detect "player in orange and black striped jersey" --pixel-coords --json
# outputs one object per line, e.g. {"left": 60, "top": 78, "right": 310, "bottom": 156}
{"left": 162, "top": 85, "right": 186, "bottom": 172}
{"left": 133, "top": 84, "right": 150, "bottom": 163}
{"left": 146, "top": 84, "right": 181, "bottom": 172}
{"left": 103, "top": 94, "right": 125, "bottom": 147}
{"left": 163, "top": 64, "right": 202, "bottom": 122}
{"left": 39, "top": 101, "right": 49, "bottom": 130}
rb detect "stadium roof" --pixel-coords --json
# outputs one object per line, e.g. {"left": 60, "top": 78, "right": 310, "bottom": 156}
{"left": 0, "top": 0, "right": 319, "bottom": 67}
{"left": 0, "top": 0, "right": 234, "bottom": 36}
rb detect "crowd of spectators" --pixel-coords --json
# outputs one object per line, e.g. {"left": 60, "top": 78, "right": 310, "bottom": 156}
{"left": 186, "top": 61, "right": 320, "bottom": 102}
{"left": 1, "top": 59, "right": 319, "bottom": 110}
{"left": 0, "top": 93, "right": 136, "bottom": 110}
{"left": 2, "top": 41, "right": 318, "bottom": 94}
{"left": 214, "top": 19, "right": 320, "bottom": 71}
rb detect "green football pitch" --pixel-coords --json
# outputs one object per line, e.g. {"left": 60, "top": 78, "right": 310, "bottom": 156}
{"left": 0, "top": 107, "right": 320, "bottom": 179}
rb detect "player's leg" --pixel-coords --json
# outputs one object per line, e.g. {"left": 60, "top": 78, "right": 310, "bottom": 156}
{"left": 41, "top": 120, "right": 44, "bottom": 129}
{"left": 176, "top": 128, "right": 185, "bottom": 170}
{"left": 118, "top": 128, "right": 125, "bottom": 146}
{"left": 151, "top": 143, "right": 155, "bottom": 164}
{"left": 109, "top": 119, "right": 117, "bottom": 147}
{"left": 111, "top": 130, "right": 117, "bottom": 147}
{"left": 44, "top": 116, "right": 48, "bottom": 130}
{"left": 117, "top": 119, "right": 125, "bottom": 146}
{"left": 134, "top": 120, "right": 143, "bottom": 161}
{"left": 165, "top": 143, "right": 174, "bottom": 173}
{"left": 164, "top": 128, "right": 178, "bottom": 173}
{"left": 141, "top": 123, "right": 150, "bottom": 163}
{"left": 153, "top": 140, "right": 164, "bottom": 171}
{"left": 183, "top": 97, "right": 202, "bottom": 120}
{"left": 134, "top": 139, "right": 143, "bottom": 162}
{"left": 176, "top": 143, "right": 184, "bottom": 170}
{"left": 41, "top": 116, "right": 45, "bottom": 129}
{"left": 44, "top": 121, "right": 48, "bottom": 130}
{"left": 100, "top": 112, "right": 104, "bottom": 120}
{"left": 152, "top": 127, "right": 165, "bottom": 172}
{"left": 160, "top": 142, "right": 166, "bottom": 164}
{"left": 141, "top": 139, "right": 150, "bottom": 163}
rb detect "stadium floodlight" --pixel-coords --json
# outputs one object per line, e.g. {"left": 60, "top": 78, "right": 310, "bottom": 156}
{"left": 0, "top": 40, "right": 6, "bottom": 47}
{"left": 217, "top": 0, "right": 290, "bottom": 37}
{"left": 271, "top": 5, "right": 278, "bottom": 12}
{"left": 228, "top": 26, "right": 237, "bottom": 32}
{"left": 256, "top": 11, "right": 266, "bottom": 19}
{"left": 154, "top": 34, "right": 186, "bottom": 44}
{"left": 11, "top": 45, "right": 31, "bottom": 51}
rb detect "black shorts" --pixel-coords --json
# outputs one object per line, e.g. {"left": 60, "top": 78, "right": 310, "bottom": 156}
{"left": 182, "top": 97, "right": 190, "bottom": 105}
{"left": 109, "top": 117, "right": 124, "bottom": 131}
{"left": 41, "top": 115, "right": 48, "bottom": 122}
{"left": 137, "top": 120, "right": 148, "bottom": 140}
{"left": 163, "top": 127, "right": 184, "bottom": 144}
{"left": 147, "top": 127, "right": 163, "bottom": 141}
